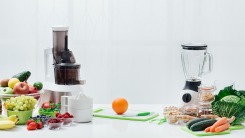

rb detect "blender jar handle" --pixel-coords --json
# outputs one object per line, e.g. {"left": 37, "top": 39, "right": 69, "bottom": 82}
{"left": 202, "top": 52, "right": 213, "bottom": 75}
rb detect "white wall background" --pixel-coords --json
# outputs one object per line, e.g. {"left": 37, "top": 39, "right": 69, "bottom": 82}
{"left": 1, "top": 0, "right": 245, "bottom": 104}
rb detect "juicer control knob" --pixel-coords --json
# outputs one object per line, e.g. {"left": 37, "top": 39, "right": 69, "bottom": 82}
{"left": 182, "top": 93, "right": 192, "bottom": 103}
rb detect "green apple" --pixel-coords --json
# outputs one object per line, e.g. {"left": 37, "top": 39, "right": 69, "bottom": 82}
{"left": 0, "top": 87, "right": 14, "bottom": 94}
{"left": 0, "top": 87, "right": 14, "bottom": 102}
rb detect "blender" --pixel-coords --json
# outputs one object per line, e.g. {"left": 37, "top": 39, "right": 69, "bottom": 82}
{"left": 180, "top": 43, "right": 213, "bottom": 107}
{"left": 42, "top": 26, "right": 85, "bottom": 105}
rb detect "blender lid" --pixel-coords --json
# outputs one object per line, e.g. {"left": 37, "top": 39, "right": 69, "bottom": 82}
{"left": 181, "top": 43, "right": 207, "bottom": 50}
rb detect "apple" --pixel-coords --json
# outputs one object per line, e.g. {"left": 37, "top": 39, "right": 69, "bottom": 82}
{"left": 0, "top": 87, "right": 14, "bottom": 94}
{"left": 0, "top": 87, "right": 14, "bottom": 101}
{"left": 42, "top": 102, "right": 54, "bottom": 109}
{"left": 13, "top": 82, "right": 29, "bottom": 94}
{"left": 29, "top": 86, "right": 38, "bottom": 93}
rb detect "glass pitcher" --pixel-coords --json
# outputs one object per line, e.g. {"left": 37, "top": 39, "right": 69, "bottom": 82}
{"left": 181, "top": 43, "right": 213, "bottom": 81}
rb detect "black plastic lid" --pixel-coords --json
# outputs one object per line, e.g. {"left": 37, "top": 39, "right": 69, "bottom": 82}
{"left": 181, "top": 43, "right": 207, "bottom": 50}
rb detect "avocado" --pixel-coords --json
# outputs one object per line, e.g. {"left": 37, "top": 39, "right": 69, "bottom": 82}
{"left": 12, "top": 71, "right": 31, "bottom": 82}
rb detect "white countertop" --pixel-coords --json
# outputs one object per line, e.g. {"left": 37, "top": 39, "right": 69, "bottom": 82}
{"left": 1, "top": 104, "right": 244, "bottom": 138}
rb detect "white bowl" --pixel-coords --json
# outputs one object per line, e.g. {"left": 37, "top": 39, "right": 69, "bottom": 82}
{"left": 68, "top": 107, "right": 92, "bottom": 123}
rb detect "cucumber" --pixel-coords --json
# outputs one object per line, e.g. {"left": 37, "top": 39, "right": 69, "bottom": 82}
{"left": 12, "top": 71, "right": 31, "bottom": 82}
{"left": 190, "top": 119, "right": 217, "bottom": 131}
{"left": 186, "top": 118, "right": 210, "bottom": 129}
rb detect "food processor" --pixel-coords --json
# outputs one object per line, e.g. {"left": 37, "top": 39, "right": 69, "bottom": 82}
{"left": 42, "top": 26, "right": 85, "bottom": 104}
{"left": 180, "top": 43, "right": 213, "bottom": 106}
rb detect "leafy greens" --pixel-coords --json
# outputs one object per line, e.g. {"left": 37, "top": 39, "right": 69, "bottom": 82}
{"left": 212, "top": 85, "right": 245, "bottom": 125}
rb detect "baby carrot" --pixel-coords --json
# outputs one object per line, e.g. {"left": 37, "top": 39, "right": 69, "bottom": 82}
{"left": 215, "top": 123, "right": 230, "bottom": 132}
{"left": 210, "top": 117, "right": 227, "bottom": 132}
{"left": 205, "top": 126, "right": 211, "bottom": 132}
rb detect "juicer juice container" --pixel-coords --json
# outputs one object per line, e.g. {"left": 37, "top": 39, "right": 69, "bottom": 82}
{"left": 180, "top": 43, "right": 213, "bottom": 106}
{"left": 54, "top": 63, "right": 81, "bottom": 85}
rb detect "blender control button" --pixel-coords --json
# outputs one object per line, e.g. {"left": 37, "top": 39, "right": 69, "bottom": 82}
{"left": 182, "top": 93, "right": 192, "bottom": 103}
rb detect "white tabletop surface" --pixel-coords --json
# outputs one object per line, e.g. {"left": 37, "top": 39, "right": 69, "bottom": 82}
{"left": 1, "top": 104, "right": 244, "bottom": 138}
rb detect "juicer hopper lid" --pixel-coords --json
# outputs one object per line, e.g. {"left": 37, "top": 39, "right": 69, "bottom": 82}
{"left": 181, "top": 43, "right": 207, "bottom": 50}
{"left": 52, "top": 26, "right": 69, "bottom": 31}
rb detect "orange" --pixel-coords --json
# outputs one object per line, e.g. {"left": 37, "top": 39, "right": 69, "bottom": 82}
{"left": 112, "top": 97, "right": 128, "bottom": 114}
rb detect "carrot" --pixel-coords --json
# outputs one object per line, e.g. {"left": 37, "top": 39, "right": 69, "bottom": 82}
{"left": 210, "top": 117, "right": 227, "bottom": 132}
{"left": 215, "top": 123, "right": 230, "bottom": 132}
{"left": 205, "top": 126, "right": 211, "bottom": 132}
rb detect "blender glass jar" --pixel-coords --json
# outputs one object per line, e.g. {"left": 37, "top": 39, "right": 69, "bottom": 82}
{"left": 181, "top": 44, "right": 213, "bottom": 81}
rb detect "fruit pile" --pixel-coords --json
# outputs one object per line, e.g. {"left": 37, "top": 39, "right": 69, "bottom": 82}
{"left": 0, "top": 115, "right": 19, "bottom": 130}
{"left": 48, "top": 118, "right": 63, "bottom": 123}
{"left": 56, "top": 112, "right": 74, "bottom": 125}
{"left": 56, "top": 112, "right": 74, "bottom": 119}
{"left": 4, "top": 95, "right": 37, "bottom": 111}
{"left": 47, "top": 118, "right": 63, "bottom": 130}
{"left": 0, "top": 71, "right": 43, "bottom": 95}
{"left": 26, "top": 119, "right": 43, "bottom": 131}
{"left": 31, "top": 115, "right": 51, "bottom": 125}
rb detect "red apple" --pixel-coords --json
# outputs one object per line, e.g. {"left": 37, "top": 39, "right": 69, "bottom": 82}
{"left": 42, "top": 102, "right": 54, "bottom": 109}
{"left": 29, "top": 86, "right": 38, "bottom": 93}
{"left": 13, "top": 82, "right": 29, "bottom": 94}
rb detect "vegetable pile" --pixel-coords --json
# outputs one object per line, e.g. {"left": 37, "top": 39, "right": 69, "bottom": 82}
{"left": 205, "top": 117, "right": 231, "bottom": 132}
{"left": 186, "top": 117, "right": 234, "bottom": 133}
{"left": 212, "top": 85, "right": 245, "bottom": 125}
{"left": 38, "top": 101, "right": 60, "bottom": 117}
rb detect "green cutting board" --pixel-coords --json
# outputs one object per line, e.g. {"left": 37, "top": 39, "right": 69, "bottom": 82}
{"left": 93, "top": 107, "right": 159, "bottom": 121}
{"left": 181, "top": 125, "right": 244, "bottom": 136}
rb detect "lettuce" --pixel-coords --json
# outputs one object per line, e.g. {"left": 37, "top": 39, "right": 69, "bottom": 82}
{"left": 212, "top": 85, "right": 245, "bottom": 125}
{"left": 221, "top": 95, "right": 240, "bottom": 103}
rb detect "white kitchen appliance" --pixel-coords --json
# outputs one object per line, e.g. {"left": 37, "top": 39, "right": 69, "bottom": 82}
{"left": 42, "top": 26, "right": 86, "bottom": 105}
{"left": 180, "top": 43, "right": 213, "bottom": 106}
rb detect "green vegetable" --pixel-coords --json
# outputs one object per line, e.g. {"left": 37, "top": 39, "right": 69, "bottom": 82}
{"left": 186, "top": 118, "right": 210, "bottom": 129}
{"left": 190, "top": 119, "right": 217, "bottom": 131}
{"left": 38, "top": 110, "right": 58, "bottom": 118}
{"left": 221, "top": 95, "right": 240, "bottom": 103}
{"left": 38, "top": 102, "right": 60, "bottom": 117}
{"left": 12, "top": 71, "right": 31, "bottom": 82}
{"left": 212, "top": 101, "right": 245, "bottom": 125}
{"left": 212, "top": 85, "right": 245, "bottom": 125}
{"left": 232, "top": 109, "right": 245, "bottom": 125}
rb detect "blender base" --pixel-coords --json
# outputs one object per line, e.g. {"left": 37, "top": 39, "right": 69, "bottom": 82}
{"left": 181, "top": 80, "right": 201, "bottom": 105}
{"left": 183, "top": 80, "right": 201, "bottom": 92}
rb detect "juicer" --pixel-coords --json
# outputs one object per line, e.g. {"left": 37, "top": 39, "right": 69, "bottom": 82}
{"left": 180, "top": 43, "right": 213, "bottom": 106}
{"left": 42, "top": 26, "right": 85, "bottom": 104}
